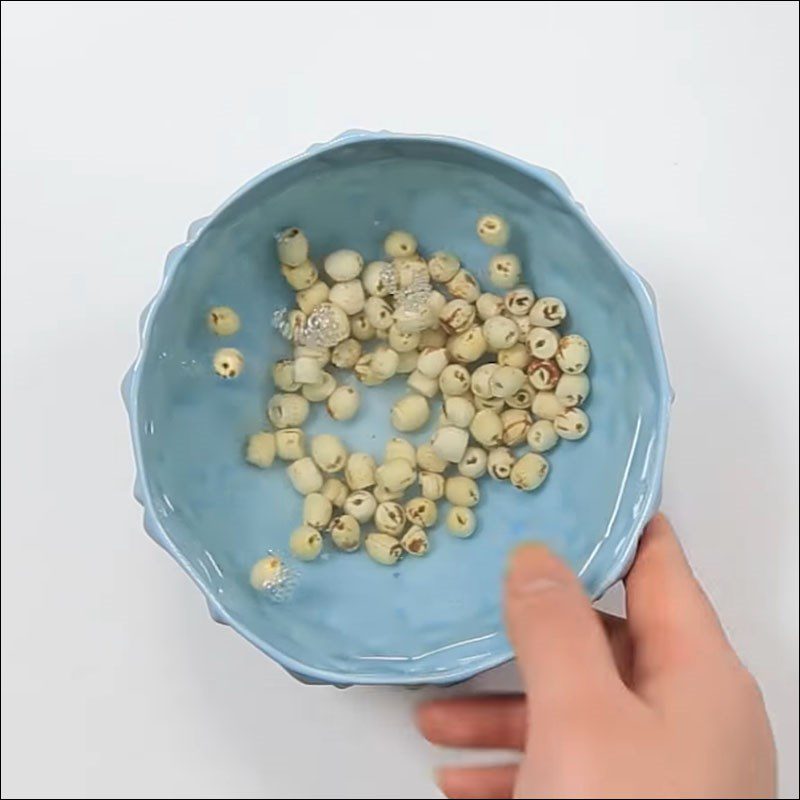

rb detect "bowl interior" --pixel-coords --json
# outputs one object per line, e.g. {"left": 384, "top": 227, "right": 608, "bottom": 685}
{"left": 132, "top": 136, "right": 667, "bottom": 683}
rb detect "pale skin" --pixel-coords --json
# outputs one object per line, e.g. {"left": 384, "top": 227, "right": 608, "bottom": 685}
{"left": 417, "top": 514, "right": 776, "bottom": 799}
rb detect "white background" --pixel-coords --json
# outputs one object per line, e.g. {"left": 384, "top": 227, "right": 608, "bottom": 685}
{"left": 1, "top": 2, "right": 798, "bottom": 798}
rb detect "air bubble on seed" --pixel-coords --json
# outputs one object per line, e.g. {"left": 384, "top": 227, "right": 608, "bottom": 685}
{"left": 272, "top": 307, "right": 294, "bottom": 340}
{"left": 253, "top": 550, "right": 299, "bottom": 603}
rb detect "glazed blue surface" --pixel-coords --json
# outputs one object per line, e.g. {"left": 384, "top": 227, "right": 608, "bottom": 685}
{"left": 123, "top": 131, "right": 671, "bottom": 685}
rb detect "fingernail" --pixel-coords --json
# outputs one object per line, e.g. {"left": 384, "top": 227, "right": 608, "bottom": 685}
{"left": 508, "top": 542, "right": 566, "bottom": 594}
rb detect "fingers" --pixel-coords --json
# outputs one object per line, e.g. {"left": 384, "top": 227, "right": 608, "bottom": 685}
{"left": 625, "top": 513, "right": 731, "bottom": 678}
{"left": 417, "top": 695, "right": 526, "bottom": 750}
{"left": 436, "top": 764, "right": 517, "bottom": 799}
{"left": 505, "top": 544, "right": 623, "bottom": 702}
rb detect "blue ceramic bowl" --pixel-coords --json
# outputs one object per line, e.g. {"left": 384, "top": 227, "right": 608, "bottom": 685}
{"left": 123, "top": 131, "right": 671, "bottom": 686}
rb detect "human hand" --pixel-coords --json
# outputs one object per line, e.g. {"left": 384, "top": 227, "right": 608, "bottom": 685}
{"left": 417, "top": 514, "right": 776, "bottom": 799}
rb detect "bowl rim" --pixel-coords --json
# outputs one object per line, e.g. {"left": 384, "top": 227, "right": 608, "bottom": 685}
{"left": 122, "top": 130, "right": 672, "bottom": 686}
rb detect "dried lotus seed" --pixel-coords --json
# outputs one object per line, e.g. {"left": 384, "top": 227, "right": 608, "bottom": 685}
{"left": 476, "top": 292, "right": 505, "bottom": 320}
{"left": 554, "top": 407, "right": 590, "bottom": 440}
{"left": 375, "top": 458, "right": 417, "bottom": 493}
{"left": 213, "top": 347, "right": 244, "bottom": 378}
{"left": 417, "top": 347, "right": 449, "bottom": 378}
{"left": 328, "top": 279, "right": 365, "bottom": 315}
{"left": 350, "top": 312, "right": 376, "bottom": 341}
{"left": 470, "top": 409, "right": 504, "bottom": 447}
{"left": 343, "top": 490, "right": 378, "bottom": 523}
{"left": 431, "top": 425, "right": 469, "bottom": 463}
{"left": 329, "top": 514, "right": 362, "bottom": 552}
{"left": 488, "top": 253, "right": 520, "bottom": 289}
{"left": 384, "top": 230, "right": 417, "bottom": 258}
{"left": 416, "top": 443, "right": 448, "bottom": 473}
{"left": 388, "top": 324, "right": 421, "bottom": 353}
{"left": 272, "top": 359, "right": 299, "bottom": 392}
{"left": 530, "top": 297, "right": 567, "bottom": 328}
{"left": 497, "top": 342, "right": 531, "bottom": 369}
{"left": 365, "top": 532, "right": 403, "bottom": 565}
{"left": 490, "top": 365, "right": 526, "bottom": 398}
{"left": 555, "top": 373, "right": 590, "bottom": 407}
{"left": 311, "top": 434, "right": 348, "bottom": 474}
{"left": 371, "top": 346, "right": 400, "bottom": 380}
{"left": 445, "top": 476, "right": 480, "bottom": 507}
{"left": 275, "top": 428, "right": 306, "bottom": 461}
{"left": 487, "top": 446, "right": 515, "bottom": 480}
{"left": 374, "top": 501, "right": 406, "bottom": 536}
{"left": 427, "top": 289, "right": 447, "bottom": 316}
{"left": 510, "top": 452, "right": 549, "bottom": 491}
{"left": 245, "top": 431, "right": 276, "bottom": 468}
{"left": 281, "top": 261, "right": 318, "bottom": 290}
{"left": 527, "top": 328, "right": 560, "bottom": 360}
{"left": 207, "top": 306, "right": 240, "bottom": 336}
{"left": 324, "top": 249, "right": 363, "bottom": 282}
{"left": 506, "top": 385, "right": 535, "bottom": 409}
{"left": 443, "top": 395, "right": 476, "bottom": 428}
{"left": 401, "top": 526, "right": 429, "bottom": 556}
{"left": 250, "top": 555, "right": 285, "bottom": 591}
{"left": 471, "top": 363, "right": 498, "bottom": 399}
{"left": 287, "top": 457, "right": 324, "bottom": 495}
{"left": 363, "top": 260, "right": 396, "bottom": 298}
{"left": 486, "top": 447, "right": 517, "bottom": 481}
{"left": 364, "top": 296, "right": 394, "bottom": 330}
{"left": 446, "top": 505, "right": 477, "bottom": 538}
{"left": 419, "top": 471, "right": 446, "bottom": 500}
{"left": 326, "top": 384, "right": 360, "bottom": 421}
{"left": 438, "top": 364, "right": 471, "bottom": 396}
{"left": 527, "top": 358, "right": 561, "bottom": 391}
{"left": 447, "top": 325, "right": 487, "bottom": 364}
{"left": 276, "top": 227, "right": 309, "bottom": 267}
{"left": 391, "top": 394, "right": 430, "bottom": 432}
{"left": 322, "top": 477, "right": 349, "bottom": 507}
{"left": 345, "top": 452, "right": 376, "bottom": 490}
{"left": 458, "top": 446, "right": 488, "bottom": 479}
{"left": 301, "top": 371, "right": 337, "bottom": 402}
{"left": 476, "top": 214, "right": 510, "bottom": 247}
{"left": 501, "top": 408, "right": 533, "bottom": 446}
{"left": 331, "top": 338, "right": 362, "bottom": 369}
{"left": 446, "top": 269, "right": 481, "bottom": 303}
{"left": 439, "top": 299, "right": 476, "bottom": 334}
{"left": 527, "top": 419, "right": 559, "bottom": 453}
{"left": 296, "top": 281, "right": 330, "bottom": 315}
{"left": 556, "top": 334, "right": 591, "bottom": 374}
{"left": 293, "top": 355, "right": 323, "bottom": 385}
{"left": 532, "top": 391, "right": 566, "bottom": 421}
{"left": 294, "top": 343, "right": 330, "bottom": 366}
{"left": 428, "top": 251, "right": 461, "bottom": 283}
{"left": 504, "top": 286, "right": 535, "bottom": 316}
{"left": 393, "top": 253, "right": 428, "bottom": 288}
{"left": 289, "top": 524, "right": 323, "bottom": 560}
{"left": 405, "top": 497, "right": 438, "bottom": 527}
{"left": 268, "top": 393, "right": 309, "bottom": 428}
{"left": 483, "top": 315, "right": 520, "bottom": 350}
{"left": 303, "top": 492, "right": 333, "bottom": 529}
{"left": 407, "top": 370, "right": 439, "bottom": 398}
{"left": 384, "top": 437, "right": 416, "bottom": 466}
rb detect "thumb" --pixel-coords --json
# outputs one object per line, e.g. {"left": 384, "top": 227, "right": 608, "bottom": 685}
{"left": 505, "top": 544, "right": 622, "bottom": 702}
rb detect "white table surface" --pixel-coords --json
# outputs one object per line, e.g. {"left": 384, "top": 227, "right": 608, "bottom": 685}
{"left": 2, "top": 2, "right": 797, "bottom": 798}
